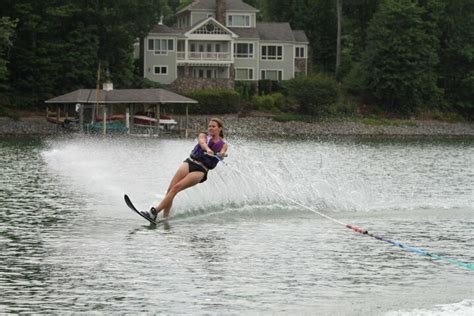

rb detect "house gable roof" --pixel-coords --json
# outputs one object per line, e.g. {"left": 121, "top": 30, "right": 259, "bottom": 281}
{"left": 229, "top": 27, "right": 259, "bottom": 39}
{"left": 293, "top": 30, "right": 309, "bottom": 44}
{"left": 257, "top": 23, "right": 295, "bottom": 42}
{"left": 185, "top": 17, "right": 238, "bottom": 38}
{"left": 177, "top": 0, "right": 259, "bottom": 14}
{"left": 149, "top": 24, "right": 186, "bottom": 35}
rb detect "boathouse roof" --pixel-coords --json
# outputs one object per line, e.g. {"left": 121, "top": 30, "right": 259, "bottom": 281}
{"left": 45, "top": 88, "right": 198, "bottom": 104}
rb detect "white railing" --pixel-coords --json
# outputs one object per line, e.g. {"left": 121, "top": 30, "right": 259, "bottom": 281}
{"left": 177, "top": 52, "right": 231, "bottom": 61}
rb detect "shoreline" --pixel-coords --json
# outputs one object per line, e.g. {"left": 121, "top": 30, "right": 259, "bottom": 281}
{"left": 0, "top": 115, "right": 473, "bottom": 139}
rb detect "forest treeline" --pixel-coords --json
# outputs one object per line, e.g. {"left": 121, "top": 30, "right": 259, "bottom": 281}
{"left": 0, "top": 0, "right": 472, "bottom": 119}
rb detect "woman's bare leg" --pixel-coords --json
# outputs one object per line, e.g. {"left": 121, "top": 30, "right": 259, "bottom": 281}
{"left": 161, "top": 171, "right": 204, "bottom": 218}
{"left": 154, "top": 163, "right": 204, "bottom": 217}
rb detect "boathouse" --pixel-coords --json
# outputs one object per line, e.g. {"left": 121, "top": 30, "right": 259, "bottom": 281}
{"left": 44, "top": 83, "right": 198, "bottom": 136}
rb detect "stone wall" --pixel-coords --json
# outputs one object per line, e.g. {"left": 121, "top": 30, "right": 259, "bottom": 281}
{"left": 295, "top": 59, "right": 307, "bottom": 76}
{"left": 170, "top": 77, "right": 235, "bottom": 93}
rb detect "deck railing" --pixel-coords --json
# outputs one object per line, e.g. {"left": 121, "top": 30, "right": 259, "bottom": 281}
{"left": 177, "top": 52, "right": 231, "bottom": 61}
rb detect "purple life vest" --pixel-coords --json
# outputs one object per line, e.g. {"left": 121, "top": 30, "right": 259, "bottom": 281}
{"left": 190, "top": 135, "right": 225, "bottom": 169}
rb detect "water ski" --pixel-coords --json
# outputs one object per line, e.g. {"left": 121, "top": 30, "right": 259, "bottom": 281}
{"left": 124, "top": 194, "right": 160, "bottom": 225}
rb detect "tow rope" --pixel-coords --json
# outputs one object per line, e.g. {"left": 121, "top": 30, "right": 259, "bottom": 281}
{"left": 216, "top": 155, "right": 474, "bottom": 271}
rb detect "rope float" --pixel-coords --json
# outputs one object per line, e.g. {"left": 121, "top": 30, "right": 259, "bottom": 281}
{"left": 215, "top": 155, "right": 474, "bottom": 271}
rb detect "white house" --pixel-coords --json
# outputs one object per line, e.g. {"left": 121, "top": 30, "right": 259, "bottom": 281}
{"left": 143, "top": 0, "right": 308, "bottom": 90}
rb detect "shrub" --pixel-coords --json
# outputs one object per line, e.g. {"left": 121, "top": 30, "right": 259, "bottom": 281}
{"left": 186, "top": 89, "right": 240, "bottom": 114}
{"left": 342, "top": 62, "right": 366, "bottom": 95}
{"left": 235, "top": 81, "right": 257, "bottom": 101}
{"left": 286, "top": 73, "right": 340, "bottom": 115}
{"left": 251, "top": 95, "right": 276, "bottom": 112}
{"left": 258, "top": 79, "right": 283, "bottom": 95}
{"left": 251, "top": 93, "right": 287, "bottom": 113}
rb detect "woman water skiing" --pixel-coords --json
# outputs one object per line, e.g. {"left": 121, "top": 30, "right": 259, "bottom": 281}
{"left": 141, "top": 117, "right": 228, "bottom": 221}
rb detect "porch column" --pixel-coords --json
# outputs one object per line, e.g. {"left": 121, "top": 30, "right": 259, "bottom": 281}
{"left": 102, "top": 105, "right": 107, "bottom": 135}
{"left": 155, "top": 103, "right": 160, "bottom": 137}
{"left": 130, "top": 104, "right": 135, "bottom": 132}
{"left": 185, "top": 104, "right": 189, "bottom": 138}
{"left": 125, "top": 107, "right": 130, "bottom": 134}
{"left": 185, "top": 39, "right": 189, "bottom": 60}
{"left": 79, "top": 104, "right": 84, "bottom": 133}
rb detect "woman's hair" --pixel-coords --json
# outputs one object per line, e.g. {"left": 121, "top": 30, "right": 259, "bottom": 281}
{"left": 210, "top": 117, "right": 224, "bottom": 138}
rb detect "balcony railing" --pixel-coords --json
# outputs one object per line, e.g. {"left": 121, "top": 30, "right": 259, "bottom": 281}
{"left": 177, "top": 52, "right": 231, "bottom": 61}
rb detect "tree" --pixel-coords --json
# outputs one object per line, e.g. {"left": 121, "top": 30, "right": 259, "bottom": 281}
{"left": 336, "top": 0, "right": 342, "bottom": 76}
{"left": 2, "top": 0, "right": 163, "bottom": 108}
{"left": 0, "top": 17, "right": 17, "bottom": 91}
{"left": 262, "top": 0, "right": 337, "bottom": 73}
{"left": 436, "top": 0, "right": 474, "bottom": 119}
{"left": 362, "top": 0, "right": 440, "bottom": 114}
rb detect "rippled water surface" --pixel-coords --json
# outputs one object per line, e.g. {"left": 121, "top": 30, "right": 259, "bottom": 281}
{"left": 0, "top": 136, "right": 473, "bottom": 315}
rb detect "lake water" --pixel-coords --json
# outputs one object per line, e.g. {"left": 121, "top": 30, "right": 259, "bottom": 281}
{"left": 0, "top": 135, "right": 473, "bottom": 315}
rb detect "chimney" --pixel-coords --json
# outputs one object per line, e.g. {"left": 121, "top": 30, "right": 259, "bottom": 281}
{"left": 216, "top": 0, "right": 226, "bottom": 24}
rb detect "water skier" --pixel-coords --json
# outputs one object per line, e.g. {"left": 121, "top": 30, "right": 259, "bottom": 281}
{"left": 141, "top": 117, "right": 228, "bottom": 221}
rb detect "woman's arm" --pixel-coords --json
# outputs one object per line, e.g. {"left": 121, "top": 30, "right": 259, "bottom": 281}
{"left": 220, "top": 143, "right": 228, "bottom": 156}
{"left": 198, "top": 133, "right": 213, "bottom": 155}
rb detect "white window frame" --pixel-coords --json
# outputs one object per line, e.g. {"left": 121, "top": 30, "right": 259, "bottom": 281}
{"left": 148, "top": 38, "right": 174, "bottom": 55}
{"left": 295, "top": 46, "right": 306, "bottom": 58}
{"left": 234, "top": 42, "right": 254, "bottom": 59}
{"left": 261, "top": 69, "right": 283, "bottom": 81}
{"left": 153, "top": 65, "right": 168, "bottom": 75}
{"left": 192, "top": 68, "right": 218, "bottom": 79}
{"left": 261, "top": 45, "right": 283, "bottom": 60}
{"left": 227, "top": 14, "right": 251, "bottom": 27}
{"left": 235, "top": 68, "right": 255, "bottom": 80}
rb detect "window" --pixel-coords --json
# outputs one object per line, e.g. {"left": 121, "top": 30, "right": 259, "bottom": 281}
{"left": 148, "top": 39, "right": 174, "bottom": 54}
{"left": 234, "top": 43, "right": 254, "bottom": 58}
{"left": 261, "top": 70, "right": 283, "bottom": 81}
{"left": 177, "top": 40, "right": 185, "bottom": 52}
{"left": 154, "top": 66, "right": 168, "bottom": 75}
{"left": 235, "top": 68, "right": 254, "bottom": 80}
{"left": 295, "top": 46, "right": 305, "bottom": 58}
{"left": 193, "top": 68, "right": 217, "bottom": 78}
{"left": 227, "top": 14, "right": 250, "bottom": 27}
{"left": 261, "top": 45, "right": 283, "bottom": 60}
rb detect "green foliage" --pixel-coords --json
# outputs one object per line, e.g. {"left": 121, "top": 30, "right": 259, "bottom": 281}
{"left": 185, "top": 89, "right": 240, "bottom": 114}
{"left": 250, "top": 93, "right": 285, "bottom": 113}
{"left": 258, "top": 80, "right": 283, "bottom": 95}
{"left": 0, "top": 0, "right": 471, "bottom": 120}
{"left": 286, "top": 73, "right": 340, "bottom": 115}
{"left": 235, "top": 81, "right": 258, "bottom": 101}
{"left": 342, "top": 62, "right": 366, "bottom": 95}
{"left": 342, "top": 0, "right": 381, "bottom": 61}
{"left": 1, "top": 0, "right": 163, "bottom": 109}
{"left": 0, "top": 17, "right": 17, "bottom": 84}
{"left": 436, "top": 0, "right": 474, "bottom": 120}
{"left": 261, "top": 0, "right": 336, "bottom": 73}
{"left": 176, "top": 0, "right": 193, "bottom": 12}
{"left": 362, "top": 0, "right": 441, "bottom": 114}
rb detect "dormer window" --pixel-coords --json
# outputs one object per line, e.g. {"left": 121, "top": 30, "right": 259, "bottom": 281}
{"left": 227, "top": 14, "right": 250, "bottom": 27}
